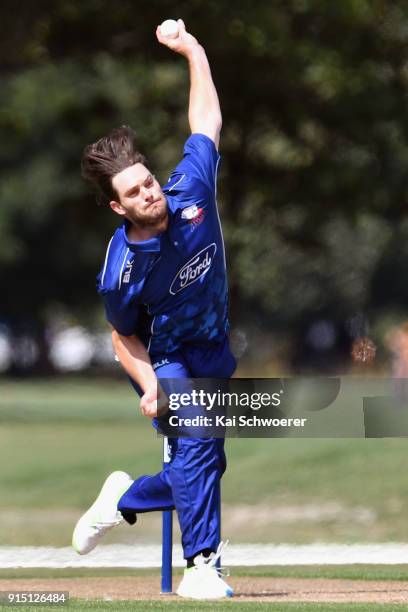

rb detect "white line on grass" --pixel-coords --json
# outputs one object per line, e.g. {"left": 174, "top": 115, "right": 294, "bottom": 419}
{"left": 1, "top": 544, "right": 408, "bottom": 568}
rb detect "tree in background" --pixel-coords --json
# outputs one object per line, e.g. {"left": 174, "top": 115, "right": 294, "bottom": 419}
{"left": 1, "top": 0, "right": 408, "bottom": 372}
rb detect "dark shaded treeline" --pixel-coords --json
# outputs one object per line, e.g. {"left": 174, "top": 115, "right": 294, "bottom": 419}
{"left": 1, "top": 0, "right": 408, "bottom": 372}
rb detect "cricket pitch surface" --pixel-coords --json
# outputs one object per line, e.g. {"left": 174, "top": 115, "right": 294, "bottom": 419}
{"left": 1, "top": 576, "right": 408, "bottom": 603}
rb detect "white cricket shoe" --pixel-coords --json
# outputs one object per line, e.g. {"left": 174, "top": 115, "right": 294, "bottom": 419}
{"left": 176, "top": 541, "right": 233, "bottom": 600}
{"left": 72, "top": 471, "right": 133, "bottom": 555}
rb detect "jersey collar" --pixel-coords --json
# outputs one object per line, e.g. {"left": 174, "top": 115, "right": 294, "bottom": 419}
{"left": 122, "top": 221, "right": 161, "bottom": 253}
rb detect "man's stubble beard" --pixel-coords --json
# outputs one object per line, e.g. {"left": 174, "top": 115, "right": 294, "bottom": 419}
{"left": 128, "top": 197, "right": 168, "bottom": 229}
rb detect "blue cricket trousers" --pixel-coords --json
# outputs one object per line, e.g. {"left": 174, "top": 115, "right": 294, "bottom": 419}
{"left": 117, "top": 336, "right": 236, "bottom": 560}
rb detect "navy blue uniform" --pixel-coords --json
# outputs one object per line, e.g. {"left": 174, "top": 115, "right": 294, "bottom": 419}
{"left": 97, "top": 134, "right": 230, "bottom": 354}
{"left": 96, "top": 134, "right": 236, "bottom": 559}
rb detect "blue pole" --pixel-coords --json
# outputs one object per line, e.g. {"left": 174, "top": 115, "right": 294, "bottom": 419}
{"left": 161, "top": 437, "right": 173, "bottom": 593}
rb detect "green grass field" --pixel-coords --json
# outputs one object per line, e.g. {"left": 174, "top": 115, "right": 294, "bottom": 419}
{"left": 7, "top": 603, "right": 408, "bottom": 612}
{"left": 1, "top": 377, "right": 408, "bottom": 545}
{"left": 2, "top": 567, "right": 408, "bottom": 611}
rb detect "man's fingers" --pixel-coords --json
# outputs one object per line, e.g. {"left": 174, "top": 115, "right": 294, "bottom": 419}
{"left": 141, "top": 384, "right": 168, "bottom": 418}
{"left": 156, "top": 25, "right": 168, "bottom": 45}
{"left": 141, "top": 396, "right": 160, "bottom": 418}
{"left": 177, "top": 19, "right": 186, "bottom": 34}
{"left": 156, "top": 20, "right": 194, "bottom": 54}
{"left": 156, "top": 23, "right": 179, "bottom": 47}
{"left": 141, "top": 402, "right": 156, "bottom": 418}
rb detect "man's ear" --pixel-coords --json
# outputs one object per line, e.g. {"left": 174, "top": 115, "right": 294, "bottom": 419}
{"left": 109, "top": 200, "right": 127, "bottom": 216}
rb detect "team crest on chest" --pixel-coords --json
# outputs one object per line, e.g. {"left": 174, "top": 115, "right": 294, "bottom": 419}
{"left": 181, "top": 204, "right": 205, "bottom": 229}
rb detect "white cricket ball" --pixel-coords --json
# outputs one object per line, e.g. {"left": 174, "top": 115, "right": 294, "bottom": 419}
{"left": 160, "top": 19, "right": 179, "bottom": 38}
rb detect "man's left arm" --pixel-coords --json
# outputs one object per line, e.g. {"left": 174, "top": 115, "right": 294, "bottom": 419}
{"left": 156, "top": 20, "right": 222, "bottom": 149}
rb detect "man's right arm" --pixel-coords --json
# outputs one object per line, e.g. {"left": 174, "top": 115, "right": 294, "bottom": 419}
{"left": 156, "top": 20, "right": 222, "bottom": 149}
{"left": 111, "top": 329, "right": 167, "bottom": 417}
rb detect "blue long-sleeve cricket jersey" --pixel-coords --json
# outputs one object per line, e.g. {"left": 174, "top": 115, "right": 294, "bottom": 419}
{"left": 96, "top": 133, "right": 230, "bottom": 356}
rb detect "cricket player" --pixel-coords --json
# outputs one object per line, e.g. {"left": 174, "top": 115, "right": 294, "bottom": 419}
{"left": 72, "top": 20, "right": 235, "bottom": 599}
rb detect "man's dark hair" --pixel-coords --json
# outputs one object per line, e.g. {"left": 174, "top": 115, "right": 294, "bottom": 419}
{"left": 81, "top": 125, "right": 147, "bottom": 204}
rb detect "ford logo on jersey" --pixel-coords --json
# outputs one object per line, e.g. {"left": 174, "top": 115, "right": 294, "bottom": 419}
{"left": 169, "top": 243, "right": 217, "bottom": 295}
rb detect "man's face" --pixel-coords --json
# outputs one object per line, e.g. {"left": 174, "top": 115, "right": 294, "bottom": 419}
{"left": 111, "top": 163, "right": 167, "bottom": 227}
